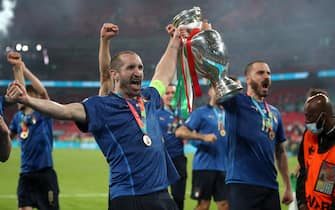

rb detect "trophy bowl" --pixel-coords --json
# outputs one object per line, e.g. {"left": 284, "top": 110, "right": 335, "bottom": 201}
{"left": 190, "top": 29, "right": 243, "bottom": 103}
{"left": 172, "top": 6, "right": 201, "bottom": 29}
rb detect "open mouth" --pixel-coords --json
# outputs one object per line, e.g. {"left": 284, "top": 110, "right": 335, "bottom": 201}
{"left": 261, "top": 80, "right": 269, "bottom": 89}
{"left": 130, "top": 78, "right": 141, "bottom": 85}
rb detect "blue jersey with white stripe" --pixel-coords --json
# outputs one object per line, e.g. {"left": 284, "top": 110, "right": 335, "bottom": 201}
{"left": 78, "top": 87, "right": 179, "bottom": 199}
{"left": 221, "top": 93, "right": 286, "bottom": 190}
{"left": 157, "top": 107, "right": 184, "bottom": 158}
{"left": 10, "top": 111, "right": 54, "bottom": 173}
{"left": 184, "top": 105, "right": 227, "bottom": 171}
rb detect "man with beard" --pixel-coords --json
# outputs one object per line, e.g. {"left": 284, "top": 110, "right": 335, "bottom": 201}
{"left": 6, "top": 24, "right": 181, "bottom": 210}
{"left": 218, "top": 60, "right": 293, "bottom": 209}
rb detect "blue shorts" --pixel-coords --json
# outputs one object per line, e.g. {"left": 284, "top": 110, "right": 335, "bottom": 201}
{"left": 17, "top": 167, "right": 59, "bottom": 210}
{"left": 191, "top": 170, "right": 227, "bottom": 201}
{"left": 227, "top": 183, "right": 280, "bottom": 210}
{"left": 109, "top": 189, "right": 178, "bottom": 210}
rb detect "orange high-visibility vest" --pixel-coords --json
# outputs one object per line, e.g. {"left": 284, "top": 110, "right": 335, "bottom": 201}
{"left": 303, "top": 130, "right": 335, "bottom": 210}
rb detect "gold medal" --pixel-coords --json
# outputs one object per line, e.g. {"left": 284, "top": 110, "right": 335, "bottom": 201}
{"left": 20, "top": 131, "right": 28, "bottom": 139}
{"left": 269, "top": 130, "right": 275, "bottom": 140}
{"left": 220, "top": 129, "right": 226, "bottom": 137}
{"left": 143, "top": 135, "right": 152, "bottom": 146}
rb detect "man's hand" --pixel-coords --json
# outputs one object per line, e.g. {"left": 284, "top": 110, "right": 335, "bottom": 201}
{"left": 201, "top": 19, "right": 212, "bottom": 30}
{"left": 166, "top": 24, "right": 176, "bottom": 37}
{"left": 7, "top": 51, "right": 23, "bottom": 67}
{"left": 6, "top": 81, "right": 29, "bottom": 104}
{"left": 282, "top": 187, "right": 294, "bottom": 205}
{"left": 202, "top": 133, "right": 217, "bottom": 143}
{"left": 100, "top": 23, "right": 119, "bottom": 41}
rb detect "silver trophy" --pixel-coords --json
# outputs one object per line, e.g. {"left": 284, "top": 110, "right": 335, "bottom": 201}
{"left": 172, "top": 6, "right": 242, "bottom": 103}
{"left": 190, "top": 30, "right": 243, "bottom": 103}
{"left": 172, "top": 6, "right": 202, "bottom": 29}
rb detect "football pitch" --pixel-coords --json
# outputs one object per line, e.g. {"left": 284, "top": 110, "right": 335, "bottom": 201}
{"left": 0, "top": 148, "right": 298, "bottom": 210}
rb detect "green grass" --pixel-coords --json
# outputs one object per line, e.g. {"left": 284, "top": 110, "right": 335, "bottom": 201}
{"left": 0, "top": 148, "right": 298, "bottom": 210}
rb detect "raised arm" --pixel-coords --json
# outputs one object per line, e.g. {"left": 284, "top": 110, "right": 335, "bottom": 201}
{"left": 0, "top": 116, "right": 11, "bottom": 162}
{"left": 99, "top": 23, "right": 119, "bottom": 96}
{"left": 22, "top": 65, "right": 49, "bottom": 99}
{"left": 151, "top": 25, "right": 180, "bottom": 89}
{"left": 175, "top": 125, "right": 216, "bottom": 143}
{"left": 7, "top": 52, "right": 25, "bottom": 87}
{"left": 275, "top": 142, "right": 293, "bottom": 205}
{"left": 6, "top": 81, "right": 86, "bottom": 123}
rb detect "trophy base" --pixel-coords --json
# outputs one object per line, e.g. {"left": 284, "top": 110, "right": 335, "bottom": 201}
{"left": 216, "top": 87, "right": 243, "bottom": 104}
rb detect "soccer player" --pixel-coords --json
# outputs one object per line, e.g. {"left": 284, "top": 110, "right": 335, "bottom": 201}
{"left": 6, "top": 24, "right": 181, "bottom": 210}
{"left": 176, "top": 85, "right": 229, "bottom": 210}
{"left": 218, "top": 60, "right": 293, "bottom": 210}
{"left": 157, "top": 84, "right": 187, "bottom": 210}
{"left": 7, "top": 51, "right": 60, "bottom": 210}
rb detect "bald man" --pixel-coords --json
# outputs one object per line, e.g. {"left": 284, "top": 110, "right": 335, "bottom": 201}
{"left": 296, "top": 88, "right": 335, "bottom": 210}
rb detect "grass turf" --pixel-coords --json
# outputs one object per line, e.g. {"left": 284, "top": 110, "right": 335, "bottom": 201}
{"left": 0, "top": 148, "right": 298, "bottom": 210}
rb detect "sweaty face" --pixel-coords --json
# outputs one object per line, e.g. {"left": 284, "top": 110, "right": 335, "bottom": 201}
{"left": 163, "top": 85, "right": 176, "bottom": 106}
{"left": 117, "top": 54, "right": 144, "bottom": 98}
{"left": 247, "top": 63, "right": 271, "bottom": 98}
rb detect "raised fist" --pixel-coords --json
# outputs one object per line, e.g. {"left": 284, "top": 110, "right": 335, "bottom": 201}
{"left": 7, "top": 51, "right": 23, "bottom": 66}
{"left": 100, "top": 23, "right": 119, "bottom": 40}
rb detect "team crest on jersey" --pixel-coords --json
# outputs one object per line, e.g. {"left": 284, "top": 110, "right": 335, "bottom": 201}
{"left": 315, "top": 161, "right": 335, "bottom": 195}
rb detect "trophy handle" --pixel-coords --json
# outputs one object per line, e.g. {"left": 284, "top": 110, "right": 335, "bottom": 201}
{"left": 215, "top": 76, "right": 243, "bottom": 103}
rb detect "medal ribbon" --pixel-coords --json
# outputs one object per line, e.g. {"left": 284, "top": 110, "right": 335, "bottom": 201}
{"left": 126, "top": 97, "right": 147, "bottom": 134}
{"left": 20, "top": 115, "right": 28, "bottom": 137}
{"left": 212, "top": 106, "right": 225, "bottom": 132}
{"left": 165, "top": 105, "right": 181, "bottom": 129}
{"left": 264, "top": 102, "right": 273, "bottom": 133}
{"left": 250, "top": 97, "right": 273, "bottom": 132}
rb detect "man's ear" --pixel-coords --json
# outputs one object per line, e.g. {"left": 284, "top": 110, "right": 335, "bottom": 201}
{"left": 110, "top": 69, "right": 119, "bottom": 81}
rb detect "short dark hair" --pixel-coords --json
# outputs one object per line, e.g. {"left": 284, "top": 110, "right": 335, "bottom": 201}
{"left": 306, "top": 88, "right": 328, "bottom": 98}
{"left": 110, "top": 50, "right": 138, "bottom": 71}
{"left": 244, "top": 60, "right": 268, "bottom": 76}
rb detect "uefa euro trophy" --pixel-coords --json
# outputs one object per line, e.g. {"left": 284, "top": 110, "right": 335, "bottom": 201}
{"left": 172, "top": 6, "right": 202, "bottom": 32}
{"left": 172, "top": 6, "right": 243, "bottom": 103}
{"left": 190, "top": 30, "right": 243, "bottom": 103}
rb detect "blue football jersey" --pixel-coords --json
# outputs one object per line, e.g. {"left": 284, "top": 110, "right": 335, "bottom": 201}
{"left": 10, "top": 111, "right": 54, "bottom": 173}
{"left": 157, "top": 107, "right": 184, "bottom": 158}
{"left": 184, "top": 105, "right": 227, "bottom": 171}
{"left": 77, "top": 87, "right": 179, "bottom": 199}
{"left": 221, "top": 93, "right": 286, "bottom": 190}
